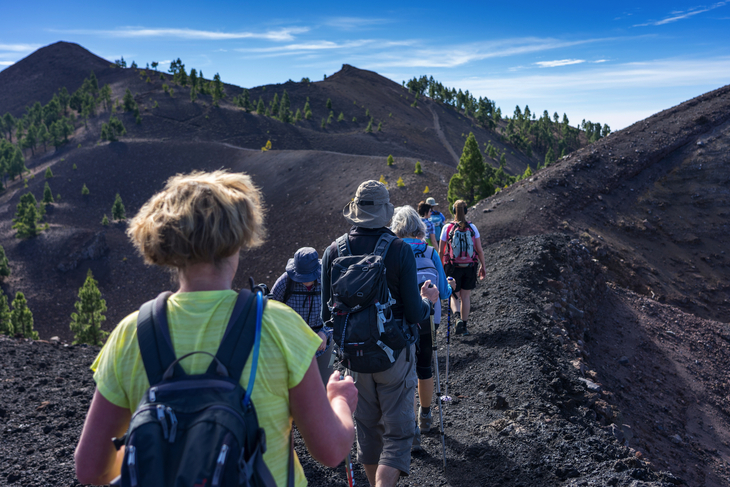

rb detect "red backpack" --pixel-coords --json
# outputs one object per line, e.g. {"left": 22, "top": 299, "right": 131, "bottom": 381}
{"left": 445, "top": 222, "right": 477, "bottom": 266}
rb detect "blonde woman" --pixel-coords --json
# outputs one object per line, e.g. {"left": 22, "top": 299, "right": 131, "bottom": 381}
{"left": 75, "top": 170, "right": 357, "bottom": 486}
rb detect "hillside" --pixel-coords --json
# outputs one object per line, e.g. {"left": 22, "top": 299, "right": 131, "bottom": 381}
{"left": 0, "top": 41, "right": 729, "bottom": 486}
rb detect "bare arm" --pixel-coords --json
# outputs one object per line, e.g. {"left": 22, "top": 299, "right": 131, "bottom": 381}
{"left": 429, "top": 233, "right": 438, "bottom": 249}
{"left": 75, "top": 390, "right": 131, "bottom": 485}
{"left": 290, "top": 360, "right": 357, "bottom": 467}
{"left": 474, "top": 237, "right": 486, "bottom": 279}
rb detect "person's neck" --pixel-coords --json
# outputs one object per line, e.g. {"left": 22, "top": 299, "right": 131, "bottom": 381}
{"left": 176, "top": 258, "right": 237, "bottom": 293}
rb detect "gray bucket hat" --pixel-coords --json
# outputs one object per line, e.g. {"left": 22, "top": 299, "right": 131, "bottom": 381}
{"left": 425, "top": 197, "right": 439, "bottom": 206}
{"left": 342, "top": 180, "right": 394, "bottom": 229}
{"left": 285, "top": 247, "right": 321, "bottom": 283}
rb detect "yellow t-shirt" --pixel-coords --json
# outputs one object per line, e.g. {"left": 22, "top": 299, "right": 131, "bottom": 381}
{"left": 91, "top": 290, "right": 321, "bottom": 487}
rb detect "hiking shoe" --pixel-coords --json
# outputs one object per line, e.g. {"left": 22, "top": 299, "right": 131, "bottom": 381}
{"left": 419, "top": 407, "right": 433, "bottom": 432}
{"left": 412, "top": 421, "right": 422, "bottom": 451}
{"left": 455, "top": 319, "right": 468, "bottom": 335}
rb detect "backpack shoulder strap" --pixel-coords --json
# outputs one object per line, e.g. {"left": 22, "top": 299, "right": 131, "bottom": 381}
{"left": 209, "top": 289, "right": 260, "bottom": 383}
{"left": 137, "top": 291, "right": 182, "bottom": 387}
{"left": 372, "top": 233, "right": 396, "bottom": 258}
{"left": 336, "top": 233, "right": 350, "bottom": 257}
{"left": 282, "top": 275, "right": 294, "bottom": 304}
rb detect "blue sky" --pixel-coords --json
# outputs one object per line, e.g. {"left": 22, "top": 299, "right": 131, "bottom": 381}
{"left": 1, "top": 1, "right": 729, "bottom": 129}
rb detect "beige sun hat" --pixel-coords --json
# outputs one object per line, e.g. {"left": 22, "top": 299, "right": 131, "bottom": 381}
{"left": 425, "top": 197, "right": 439, "bottom": 206}
{"left": 342, "top": 180, "right": 394, "bottom": 228}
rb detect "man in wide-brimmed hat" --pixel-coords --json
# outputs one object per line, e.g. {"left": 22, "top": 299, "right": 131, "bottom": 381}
{"left": 322, "top": 180, "right": 438, "bottom": 487}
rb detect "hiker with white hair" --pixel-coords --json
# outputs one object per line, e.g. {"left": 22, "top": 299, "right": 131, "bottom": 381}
{"left": 390, "top": 205, "right": 454, "bottom": 451}
{"left": 322, "top": 180, "right": 439, "bottom": 487}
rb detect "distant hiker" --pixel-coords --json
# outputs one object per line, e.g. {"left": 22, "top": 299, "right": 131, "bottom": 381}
{"left": 425, "top": 197, "right": 445, "bottom": 240}
{"left": 322, "top": 180, "right": 438, "bottom": 487}
{"left": 438, "top": 200, "right": 486, "bottom": 337}
{"left": 75, "top": 170, "right": 357, "bottom": 487}
{"left": 417, "top": 201, "right": 439, "bottom": 248}
{"left": 271, "top": 247, "right": 333, "bottom": 384}
{"left": 391, "top": 205, "right": 454, "bottom": 451}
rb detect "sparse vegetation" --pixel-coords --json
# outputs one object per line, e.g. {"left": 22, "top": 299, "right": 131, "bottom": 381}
{"left": 414, "top": 161, "right": 423, "bottom": 174}
{"left": 396, "top": 176, "right": 405, "bottom": 188}
{"left": 111, "top": 193, "right": 126, "bottom": 221}
{"left": 423, "top": 186, "right": 430, "bottom": 194}
{"left": 261, "top": 140, "right": 272, "bottom": 152}
{"left": 81, "top": 184, "right": 89, "bottom": 197}
{"left": 0, "top": 245, "right": 10, "bottom": 279}
{"left": 69, "top": 269, "right": 108, "bottom": 346}
{"left": 0, "top": 290, "right": 10, "bottom": 335}
{"left": 100, "top": 116, "right": 126, "bottom": 142}
{"left": 10, "top": 292, "right": 37, "bottom": 339}
{"left": 42, "top": 182, "right": 54, "bottom": 204}
{"left": 387, "top": 154, "right": 394, "bottom": 166}
{"left": 12, "top": 193, "right": 43, "bottom": 238}
{"left": 101, "top": 214, "right": 109, "bottom": 226}
{"left": 378, "top": 175, "right": 388, "bottom": 187}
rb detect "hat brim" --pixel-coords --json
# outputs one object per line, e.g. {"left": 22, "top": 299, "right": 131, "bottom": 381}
{"left": 286, "top": 258, "right": 322, "bottom": 283}
{"left": 342, "top": 200, "right": 394, "bottom": 229}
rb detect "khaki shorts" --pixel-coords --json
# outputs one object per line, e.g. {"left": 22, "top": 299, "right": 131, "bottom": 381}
{"left": 351, "top": 344, "right": 417, "bottom": 474}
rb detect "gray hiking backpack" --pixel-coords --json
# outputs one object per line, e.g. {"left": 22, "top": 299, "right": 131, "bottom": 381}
{"left": 111, "top": 285, "right": 293, "bottom": 487}
{"left": 413, "top": 246, "right": 441, "bottom": 329}
{"left": 328, "top": 233, "right": 418, "bottom": 373}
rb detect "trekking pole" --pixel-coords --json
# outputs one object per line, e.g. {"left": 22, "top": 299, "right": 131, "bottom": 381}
{"left": 443, "top": 301, "right": 451, "bottom": 402}
{"left": 430, "top": 313, "right": 447, "bottom": 470}
{"left": 340, "top": 373, "right": 356, "bottom": 487}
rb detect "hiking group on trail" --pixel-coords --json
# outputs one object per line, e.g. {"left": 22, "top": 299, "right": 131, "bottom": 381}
{"left": 73, "top": 173, "right": 486, "bottom": 487}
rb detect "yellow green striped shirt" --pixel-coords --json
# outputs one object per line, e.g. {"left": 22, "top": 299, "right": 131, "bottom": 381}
{"left": 91, "top": 290, "right": 321, "bottom": 487}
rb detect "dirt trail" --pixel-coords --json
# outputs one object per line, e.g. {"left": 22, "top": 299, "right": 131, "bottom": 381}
{"left": 429, "top": 102, "right": 460, "bottom": 165}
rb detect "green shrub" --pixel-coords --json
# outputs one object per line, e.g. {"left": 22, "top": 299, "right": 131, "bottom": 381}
{"left": 70, "top": 269, "right": 108, "bottom": 346}
{"left": 414, "top": 161, "right": 423, "bottom": 174}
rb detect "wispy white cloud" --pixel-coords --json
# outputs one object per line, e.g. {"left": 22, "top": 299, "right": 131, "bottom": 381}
{"left": 364, "top": 36, "right": 621, "bottom": 69}
{"left": 0, "top": 43, "right": 40, "bottom": 52}
{"left": 0, "top": 61, "right": 14, "bottom": 66}
{"left": 535, "top": 59, "right": 585, "bottom": 68}
{"left": 50, "top": 27, "right": 309, "bottom": 41}
{"left": 593, "top": 59, "right": 607, "bottom": 63}
{"left": 634, "top": 2, "right": 727, "bottom": 26}
{"left": 323, "top": 17, "right": 392, "bottom": 30}
{"left": 238, "top": 39, "right": 373, "bottom": 53}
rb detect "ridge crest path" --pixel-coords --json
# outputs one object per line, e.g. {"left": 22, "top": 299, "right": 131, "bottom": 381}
{"left": 429, "top": 102, "right": 460, "bottom": 165}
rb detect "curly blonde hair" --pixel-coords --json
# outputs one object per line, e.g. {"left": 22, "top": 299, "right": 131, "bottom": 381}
{"left": 127, "top": 170, "right": 266, "bottom": 267}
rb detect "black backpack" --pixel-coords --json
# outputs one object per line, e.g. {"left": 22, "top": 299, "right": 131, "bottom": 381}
{"left": 328, "top": 233, "right": 418, "bottom": 373}
{"left": 111, "top": 286, "right": 293, "bottom": 487}
{"left": 282, "top": 276, "right": 318, "bottom": 304}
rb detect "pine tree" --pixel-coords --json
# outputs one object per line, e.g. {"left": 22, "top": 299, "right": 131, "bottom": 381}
{"left": 11, "top": 292, "right": 37, "bottom": 339}
{"left": 326, "top": 98, "right": 332, "bottom": 110}
{"left": 387, "top": 155, "right": 394, "bottom": 166}
{"left": 0, "top": 244, "right": 10, "bottom": 278}
{"left": 82, "top": 184, "right": 89, "bottom": 196}
{"left": 211, "top": 73, "right": 224, "bottom": 105}
{"left": 337, "top": 112, "right": 344, "bottom": 122}
{"left": 544, "top": 147, "right": 556, "bottom": 167}
{"left": 256, "top": 97, "right": 265, "bottom": 114}
{"left": 42, "top": 182, "right": 54, "bottom": 204}
{"left": 12, "top": 193, "right": 41, "bottom": 238}
{"left": 123, "top": 89, "right": 136, "bottom": 112}
{"left": 0, "top": 290, "right": 11, "bottom": 336}
{"left": 423, "top": 186, "right": 430, "bottom": 194}
{"left": 378, "top": 175, "right": 388, "bottom": 187}
{"left": 414, "top": 161, "right": 423, "bottom": 174}
{"left": 190, "top": 86, "right": 197, "bottom": 103}
{"left": 70, "top": 269, "right": 108, "bottom": 346}
{"left": 101, "top": 214, "right": 109, "bottom": 226}
{"left": 396, "top": 176, "right": 405, "bottom": 188}
{"left": 365, "top": 119, "right": 373, "bottom": 133}
{"left": 270, "top": 93, "right": 279, "bottom": 116}
{"left": 377, "top": 122, "right": 382, "bottom": 132}
{"left": 278, "top": 90, "right": 291, "bottom": 123}
{"left": 447, "top": 132, "right": 490, "bottom": 207}
{"left": 111, "top": 193, "right": 126, "bottom": 220}
{"left": 320, "top": 118, "right": 326, "bottom": 129}
{"left": 44, "top": 167, "right": 53, "bottom": 178}
{"left": 294, "top": 108, "right": 302, "bottom": 121}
